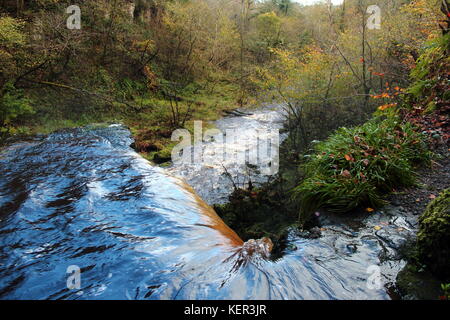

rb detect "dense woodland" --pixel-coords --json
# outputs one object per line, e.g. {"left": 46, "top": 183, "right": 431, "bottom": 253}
{"left": 0, "top": 0, "right": 444, "bottom": 150}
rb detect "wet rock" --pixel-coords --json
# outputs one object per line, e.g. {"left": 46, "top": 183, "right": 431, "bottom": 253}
{"left": 240, "top": 237, "right": 273, "bottom": 259}
{"left": 309, "top": 226, "right": 322, "bottom": 239}
{"left": 346, "top": 243, "right": 358, "bottom": 254}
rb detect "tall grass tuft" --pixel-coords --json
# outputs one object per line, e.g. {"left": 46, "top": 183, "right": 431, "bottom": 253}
{"left": 293, "top": 116, "right": 431, "bottom": 219}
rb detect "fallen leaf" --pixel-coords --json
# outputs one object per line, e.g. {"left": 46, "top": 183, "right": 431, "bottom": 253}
{"left": 429, "top": 194, "right": 436, "bottom": 199}
{"left": 366, "top": 207, "right": 374, "bottom": 213}
{"left": 341, "top": 169, "right": 351, "bottom": 178}
{"left": 374, "top": 226, "right": 382, "bottom": 231}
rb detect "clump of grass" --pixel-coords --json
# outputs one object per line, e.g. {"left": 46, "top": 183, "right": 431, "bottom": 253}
{"left": 293, "top": 116, "right": 431, "bottom": 218}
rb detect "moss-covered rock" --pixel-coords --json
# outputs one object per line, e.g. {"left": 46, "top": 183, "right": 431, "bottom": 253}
{"left": 396, "top": 263, "right": 443, "bottom": 300}
{"left": 417, "top": 188, "right": 450, "bottom": 280}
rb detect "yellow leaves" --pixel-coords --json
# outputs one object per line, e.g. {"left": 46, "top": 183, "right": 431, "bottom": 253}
{"left": 256, "top": 45, "right": 334, "bottom": 102}
{"left": 133, "top": 40, "right": 155, "bottom": 53}
{"left": 143, "top": 65, "right": 158, "bottom": 90}
{"left": 0, "top": 16, "right": 26, "bottom": 47}
{"left": 373, "top": 225, "right": 382, "bottom": 230}
{"left": 366, "top": 207, "right": 375, "bottom": 213}
{"left": 0, "top": 48, "right": 13, "bottom": 61}
{"left": 256, "top": 11, "right": 281, "bottom": 40}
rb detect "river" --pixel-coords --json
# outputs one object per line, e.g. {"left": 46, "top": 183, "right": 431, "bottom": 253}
{"left": 0, "top": 106, "right": 418, "bottom": 299}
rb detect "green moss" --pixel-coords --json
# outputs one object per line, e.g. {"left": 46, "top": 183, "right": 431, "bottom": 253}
{"left": 417, "top": 188, "right": 450, "bottom": 280}
{"left": 152, "top": 142, "right": 176, "bottom": 164}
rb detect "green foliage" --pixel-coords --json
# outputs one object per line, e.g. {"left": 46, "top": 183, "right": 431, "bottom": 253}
{"left": 293, "top": 117, "right": 431, "bottom": 218}
{"left": 0, "top": 16, "right": 27, "bottom": 88}
{"left": 0, "top": 16, "right": 26, "bottom": 47}
{"left": 256, "top": 11, "right": 282, "bottom": 47}
{"left": 407, "top": 79, "right": 435, "bottom": 99}
{"left": 411, "top": 34, "right": 450, "bottom": 81}
{"left": 408, "top": 33, "right": 450, "bottom": 101}
{"left": 114, "top": 78, "right": 147, "bottom": 101}
{"left": 417, "top": 188, "right": 450, "bottom": 280}
{"left": 0, "top": 83, "right": 34, "bottom": 136}
{"left": 441, "top": 283, "right": 450, "bottom": 298}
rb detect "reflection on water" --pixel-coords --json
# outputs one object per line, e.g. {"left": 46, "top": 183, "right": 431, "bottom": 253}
{"left": 0, "top": 118, "right": 417, "bottom": 299}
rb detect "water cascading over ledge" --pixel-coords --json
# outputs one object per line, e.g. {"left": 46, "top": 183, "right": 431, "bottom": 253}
{"left": 0, "top": 124, "right": 274, "bottom": 299}
{"left": 0, "top": 123, "right": 412, "bottom": 299}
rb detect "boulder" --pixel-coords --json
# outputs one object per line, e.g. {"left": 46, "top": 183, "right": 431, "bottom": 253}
{"left": 417, "top": 188, "right": 450, "bottom": 279}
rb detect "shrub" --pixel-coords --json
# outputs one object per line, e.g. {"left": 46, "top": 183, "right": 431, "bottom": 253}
{"left": 0, "top": 82, "right": 34, "bottom": 136}
{"left": 407, "top": 33, "right": 450, "bottom": 104}
{"left": 293, "top": 116, "right": 431, "bottom": 217}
